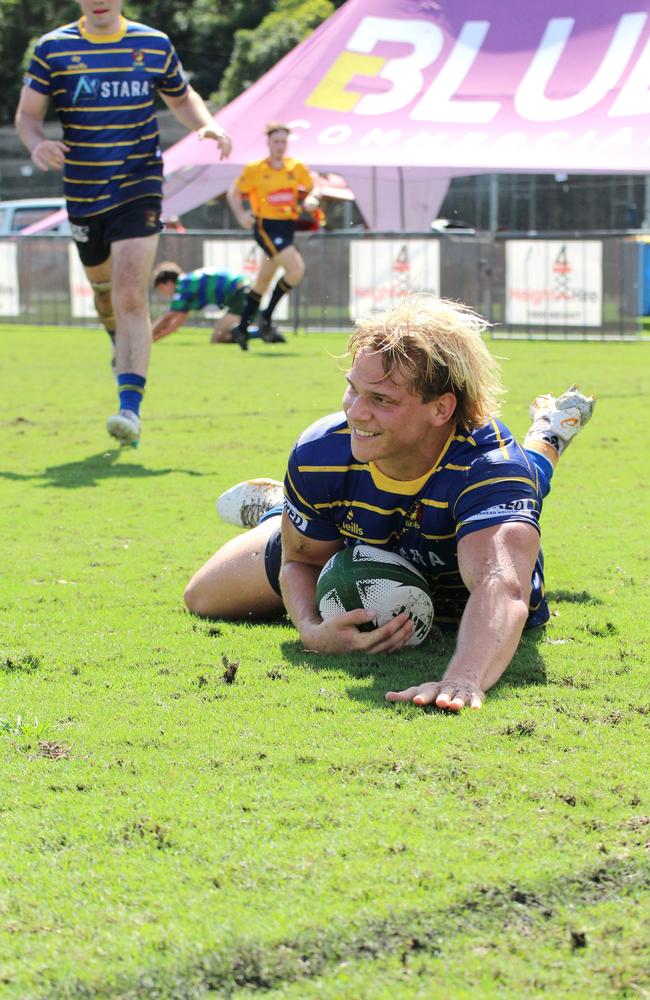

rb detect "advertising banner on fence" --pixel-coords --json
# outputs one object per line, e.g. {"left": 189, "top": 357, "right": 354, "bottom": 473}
{"left": 68, "top": 245, "right": 96, "bottom": 319}
{"left": 202, "top": 241, "right": 288, "bottom": 320}
{"left": 0, "top": 244, "right": 19, "bottom": 316}
{"left": 349, "top": 239, "right": 440, "bottom": 318}
{"left": 505, "top": 240, "right": 603, "bottom": 327}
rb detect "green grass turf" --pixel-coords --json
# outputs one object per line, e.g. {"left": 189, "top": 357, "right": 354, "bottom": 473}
{"left": 0, "top": 324, "right": 648, "bottom": 1000}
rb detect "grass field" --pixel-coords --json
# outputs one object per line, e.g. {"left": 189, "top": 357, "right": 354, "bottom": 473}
{"left": 1, "top": 324, "right": 649, "bottom": 1000}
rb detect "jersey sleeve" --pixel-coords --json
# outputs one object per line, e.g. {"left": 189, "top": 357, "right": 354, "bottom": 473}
{"left": 170, "top": 276, "right": 190, "bottom": 312}
{"left": 453, "top": 450, "right": 542, "bottom": 543}
{"left": 157, "top": 38, "right": 188, "bottom": 97}
{"left": 295, "top": 162, "right": 313, "bottom": 193}
{"left": 235, "top": 164, "right": 254, "bottom": 195}
{"left": 283, "top": 442, "right": 341, "bottom": 542}
{"left": 23, "top": 39, "right": 52, "bottom": 95}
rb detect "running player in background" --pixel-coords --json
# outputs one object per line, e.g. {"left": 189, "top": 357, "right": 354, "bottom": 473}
{"left": 15, "top": 0, "right": 231, "bottom": 447}
{"left": 152, "top": 262, "right": 286, "bottom": 344}
{"left": 227, "top": 123, "right": 319, "bottom": 351}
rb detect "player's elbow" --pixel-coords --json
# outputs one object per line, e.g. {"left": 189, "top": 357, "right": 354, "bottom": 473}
{"left": 476, "top": 567, "right": 532, "bottom": 616}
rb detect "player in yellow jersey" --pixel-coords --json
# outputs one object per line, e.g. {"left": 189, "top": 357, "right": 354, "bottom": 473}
{"left": 227, "top": 123, "right": 319, "bottom": 350}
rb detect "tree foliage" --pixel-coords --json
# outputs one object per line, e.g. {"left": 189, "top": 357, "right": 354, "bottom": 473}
{"left": 0, "top": 0, "right": 343, "bottom": 125}
{"left": 214, "top": 0, "right": 335, "bottom": 107}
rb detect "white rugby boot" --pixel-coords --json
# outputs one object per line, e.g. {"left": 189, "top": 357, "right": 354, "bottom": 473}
{"left": 216, "top": 478, "right": 284, "bottom": 528}
{"left": 524, "top": 384, "right": 595, "bottom": 464}
{"left": 106, "top": 408, "right": 141, "bottom": 447}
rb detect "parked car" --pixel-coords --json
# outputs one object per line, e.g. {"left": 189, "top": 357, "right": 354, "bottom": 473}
{"left": 0, "top": 198, "right": 70, "bottom": 236}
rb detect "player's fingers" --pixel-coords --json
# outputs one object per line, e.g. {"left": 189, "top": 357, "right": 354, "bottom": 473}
{"left": 435, "top": 686, "right": 484, "bottom": 712}
{"left": 385, "top": 686, "right": 422, "bottom": 702}
{"left": 342, "top": 607, "right": 377, "bottom": 627}
{"left": 412, "top": 684, "right": 444, "bottom": 706}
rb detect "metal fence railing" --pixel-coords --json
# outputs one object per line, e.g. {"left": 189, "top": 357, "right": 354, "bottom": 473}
{"left": 0, "top": 230, "right": 643, "bottom": 339}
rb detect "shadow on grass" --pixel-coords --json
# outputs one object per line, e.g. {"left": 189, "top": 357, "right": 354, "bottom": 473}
{"left": 549, "top": 589, "right": 603, "bottom": 605}
{"left": 0, "top": 449, "right": 205, "bottom": 489}
{"left": 279, "top": 625, "right": 548, "bottom": 711}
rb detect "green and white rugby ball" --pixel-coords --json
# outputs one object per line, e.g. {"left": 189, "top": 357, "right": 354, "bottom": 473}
{"left": 316, "top": 544, "right": 434, "bottom": 647}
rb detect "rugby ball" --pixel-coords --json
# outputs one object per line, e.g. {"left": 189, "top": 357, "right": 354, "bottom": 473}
{"left": 316, "top": 545, "right": 434, "bottom": 647}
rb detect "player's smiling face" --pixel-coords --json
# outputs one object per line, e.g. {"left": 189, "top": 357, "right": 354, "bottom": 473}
{"left": 78, "top": 0, "right": 122, "bottom": 33}
{"left": 343, "top": 349, "right": 454, "bottom": 481}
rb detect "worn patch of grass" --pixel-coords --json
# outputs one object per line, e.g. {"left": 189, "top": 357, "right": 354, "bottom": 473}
{"left": 0, "top": 325, "right": 648, "bottom": 999}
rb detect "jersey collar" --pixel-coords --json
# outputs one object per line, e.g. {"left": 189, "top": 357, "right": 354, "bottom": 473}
{"left": 78, "top": 15, "right": 127, "bottom": 43}
{"left": 368, "top": 427, "right": 457, "bottom": 495}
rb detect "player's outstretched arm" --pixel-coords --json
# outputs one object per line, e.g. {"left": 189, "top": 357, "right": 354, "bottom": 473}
{"left": 280, "top": 516, "right": 415, "bottom": 655}
{"left": 15, "top": 87, "right": 69, "bottom": 171}
{"left": 152, "top": 311, "right": 188, "bottom": 342}
{"left": 160, "top": 87, "right": 231, "bottom": 159}
{"left": 386, "top": 521, "right": 539, "bottom": 711}
{"left": 226, "top": 183, "right": 254, "bottom": 230}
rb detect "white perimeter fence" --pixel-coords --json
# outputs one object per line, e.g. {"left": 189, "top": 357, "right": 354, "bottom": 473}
{"left": 0, "top": 231, "right": 643, "bottom": 339}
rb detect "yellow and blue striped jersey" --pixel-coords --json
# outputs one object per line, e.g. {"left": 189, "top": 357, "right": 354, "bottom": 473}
{"left": 24, "top": 16, "right": 187, "bottom": 217}
{"left": 284, "top": 413, "right": 548, "bottom": 627}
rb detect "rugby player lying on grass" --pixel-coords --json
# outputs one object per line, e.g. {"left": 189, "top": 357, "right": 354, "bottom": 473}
{"left": 184, "top": 296, "right": 594, "bottom": 712}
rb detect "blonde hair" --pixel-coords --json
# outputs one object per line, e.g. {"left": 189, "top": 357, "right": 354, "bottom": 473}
{"left": 348, "top": 296, "right": 503, "bottom": 429}
{"left": 265, "top": 122, "right": 290, "bottom": 136}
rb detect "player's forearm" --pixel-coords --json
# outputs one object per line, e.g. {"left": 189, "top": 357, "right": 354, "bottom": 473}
{"left": 15, "top": 110, "right": 46, "bottom": 153}
{"left": 169, "top": 86, "right": 217, "bottom": 132}
{"left": 442, "top": 580, "right": 530, "bottom": 692}
{"left": 152, "top": 311, "right": 186, "bottom": 340}
{"left": 279, "top": 560, "right": 322, "bottom": 636}
{"left": 226, "top": 188, "right": 250, "bottom": 227}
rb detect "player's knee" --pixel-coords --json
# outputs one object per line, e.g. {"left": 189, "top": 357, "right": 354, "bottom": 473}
{"left": 183, "top": 579, "right": 214, "bottom": 617}
{"left": 113, "top": 283, "right": 148, "bottom": 316}
{"left": 91, "top": 280, "right": 115, "bottom": 331}
{"left": 286, "top": 258, "right": 304, "bottom": 284}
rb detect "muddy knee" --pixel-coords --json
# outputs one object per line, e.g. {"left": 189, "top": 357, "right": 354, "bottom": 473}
{"left": 91, "top": 280, "right": 115, "bottom": 335}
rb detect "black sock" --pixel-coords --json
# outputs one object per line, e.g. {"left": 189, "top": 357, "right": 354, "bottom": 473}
{"left": 262, "top": 277, "right": 293, "bottom": 321}
{"left": 239, "top": 290, "right": 262, "bottom": 330}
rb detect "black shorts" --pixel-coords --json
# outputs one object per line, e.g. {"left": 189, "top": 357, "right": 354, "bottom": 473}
{"left": 264, "top": 523, "right": 283, "bottom": 596}
{"left": 69, "top": 197, "right": 163, "bottom": 268}
{"left": 254, "top": 218, "right": 295, "bottom": 257}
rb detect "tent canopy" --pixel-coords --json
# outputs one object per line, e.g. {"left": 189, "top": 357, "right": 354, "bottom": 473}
{"left": 163, "top": 0, "right": 650, "bottom": 228}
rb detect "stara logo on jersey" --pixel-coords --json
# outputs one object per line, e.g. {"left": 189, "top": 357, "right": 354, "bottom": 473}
{"left": 71, "top": 75, "right": 152, "bottom": 104}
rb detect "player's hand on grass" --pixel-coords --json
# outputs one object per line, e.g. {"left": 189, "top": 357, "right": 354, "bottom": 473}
{"left": 197, "top": 125, "right": 231, "bottom": 160}
{"left": 31, "top": 139, "right": 69, "bottom": 171}
{"left": 301, "top": 609, "right": 414, "bottom": 655}
{"left": 386, "top": 680, "right": 485, "bottom": 711}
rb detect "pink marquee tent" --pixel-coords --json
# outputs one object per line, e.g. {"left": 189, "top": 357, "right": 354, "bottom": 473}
{"left": 162, "top": 0, "right": 650, "bottom": 230}
{"left": 24, "top": 0, "right": 650, "bottom": 233}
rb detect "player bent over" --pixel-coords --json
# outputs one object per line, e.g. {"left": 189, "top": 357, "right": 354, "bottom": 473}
{"left": 152, "top": 263, "right": 286, "bottom": 345}
{"left": 184, "top": 297, "right": 594, "bottom": 712}
{"left": 15, "top": 0, "right": 231, "bottom": 447}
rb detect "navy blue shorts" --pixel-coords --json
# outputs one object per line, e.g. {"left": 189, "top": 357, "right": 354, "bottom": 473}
{"left": 264, "top": 523, "right": 283, "bottom": 596}
{"left": 254, "top": 218, "right": 295, "bottom": 257}
{"left": 69, "top": 197, "right": 163, "bottom": 268}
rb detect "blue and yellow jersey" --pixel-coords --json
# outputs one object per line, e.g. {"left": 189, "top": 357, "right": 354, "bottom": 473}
{"left": 171, "top": 270, "right": 249, "bottom": 315}
{"left": 235, "top": 158, "right": 313, "bottom": 221}
{"left": 284, "top": 413, "right": 548, "bottom": 627}
{"left": 23, "top": 16, "right": 187, "bottom": 217}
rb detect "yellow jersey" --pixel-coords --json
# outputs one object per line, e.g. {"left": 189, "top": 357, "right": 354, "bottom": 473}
{"left": 235, "top": 158, "right": 313, "bottom": 221}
